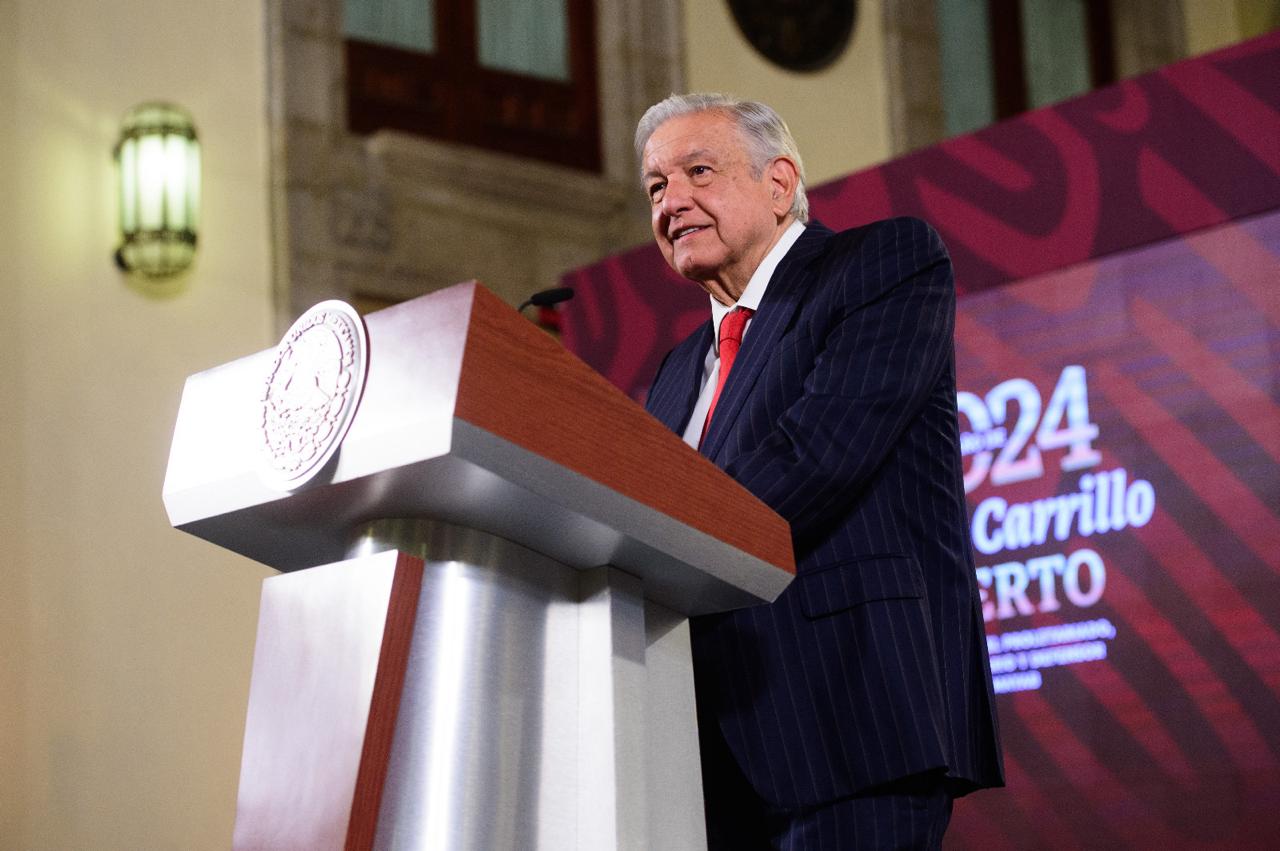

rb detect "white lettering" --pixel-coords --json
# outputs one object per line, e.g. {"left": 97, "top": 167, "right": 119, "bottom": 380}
{"left": 1062, "top": 548, "right": 1106, "bottom": 608}
{"left": 1006, "top": 503, "right": 1033, "bottom": 550}
{"left": 1127, "top": 478, "right": 1156, "bottom": 527}
{"left": 1027, "top": 554, "right": 1065, "bottom": 613}
{"left": 993, "top": 560, "right": 1036, "bottom": 619}
{"left": 977, "top": 548, "right": 1108, "bottom": 623}
{"left": 970, "top": 468, "right": 1157, "bottom": 557}
{"left": 972, "top": 497, "right": 1006, "bottom": 555}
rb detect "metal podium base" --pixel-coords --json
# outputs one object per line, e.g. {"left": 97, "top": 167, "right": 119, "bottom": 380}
{"left": 233, "top": 520, "right": 706, "bottom": 851}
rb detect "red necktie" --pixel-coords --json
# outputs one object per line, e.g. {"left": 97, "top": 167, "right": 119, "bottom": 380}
{"left": 700, "top": 307, "right": 754, "bottom": 446}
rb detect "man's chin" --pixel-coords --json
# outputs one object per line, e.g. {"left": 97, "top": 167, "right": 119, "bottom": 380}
{"left": 674, "top": 257, "right": 716, "bottom": 285}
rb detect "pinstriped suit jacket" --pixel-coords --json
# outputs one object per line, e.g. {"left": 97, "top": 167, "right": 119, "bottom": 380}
{"left": 645, "top": 217, "right": 1004, "bottom": 808}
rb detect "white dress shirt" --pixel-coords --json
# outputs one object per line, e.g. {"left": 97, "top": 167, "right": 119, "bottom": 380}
{"left": 680, "top": 220, "right": 807, "bottom": 447}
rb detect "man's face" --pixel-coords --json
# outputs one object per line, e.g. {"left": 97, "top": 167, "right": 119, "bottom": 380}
{"left": 641, "top": 110, "right": 786, "bottom": 303}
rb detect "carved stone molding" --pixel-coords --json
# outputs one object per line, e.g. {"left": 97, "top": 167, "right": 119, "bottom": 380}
{"left": 265, "top": 0, "right": 683, "bottom": 331}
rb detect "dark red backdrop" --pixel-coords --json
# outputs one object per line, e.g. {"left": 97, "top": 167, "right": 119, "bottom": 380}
{"left": 560, "top": 31, "right": 1280, "bottom": 850}
{"left": 563, "top": 32, "right": 1280, "bottom": 405}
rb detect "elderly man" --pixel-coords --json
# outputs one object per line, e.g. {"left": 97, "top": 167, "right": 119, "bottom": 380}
{"left": 639, "top": 93, "right": 1004, "bottom": 849}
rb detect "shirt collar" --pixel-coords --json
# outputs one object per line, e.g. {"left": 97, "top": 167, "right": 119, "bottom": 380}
{"left": 710, "top": 219, "right": 807, "bottom": 347}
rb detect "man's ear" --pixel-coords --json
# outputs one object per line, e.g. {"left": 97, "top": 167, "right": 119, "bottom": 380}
{"left": 766, "top": 156, "right": 800, "bottom": 218}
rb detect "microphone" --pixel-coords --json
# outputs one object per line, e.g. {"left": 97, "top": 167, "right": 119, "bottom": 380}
{"left": 518, "top": 286, "right": 575, "bottom": 313}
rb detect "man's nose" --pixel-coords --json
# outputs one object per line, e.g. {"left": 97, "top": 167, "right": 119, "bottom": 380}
{"left": 660, "top": 179, "right": 692, "bottom": 216}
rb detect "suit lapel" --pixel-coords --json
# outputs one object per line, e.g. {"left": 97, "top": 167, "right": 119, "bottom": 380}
{"left": 701, "top": 224, "right": 831, "bottom": 462}
{"left": 647, "top": 320, "right": 713, "bottom": 435}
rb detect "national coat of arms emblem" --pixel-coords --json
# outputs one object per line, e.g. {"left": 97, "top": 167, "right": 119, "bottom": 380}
{"left": 260, "top": 300, "right": 369, "bottom": 490}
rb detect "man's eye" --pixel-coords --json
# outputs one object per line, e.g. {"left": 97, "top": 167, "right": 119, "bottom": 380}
{"left": 691, "top": 165, "right": 710, "bottom": 176}
{"left": 648, "top": 182, "right": 665, "bottom": 199}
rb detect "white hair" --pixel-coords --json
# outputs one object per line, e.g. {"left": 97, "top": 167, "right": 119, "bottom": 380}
{"left": 635, "top": 92, "right": 809, "bottom": 223}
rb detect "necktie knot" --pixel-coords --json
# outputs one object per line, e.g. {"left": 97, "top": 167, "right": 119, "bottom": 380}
{"left": 719, "top": 306, "right": 753, "bottom": 355}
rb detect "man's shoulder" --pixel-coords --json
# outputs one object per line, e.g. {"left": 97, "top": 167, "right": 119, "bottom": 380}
{"left": 820, "top": 216, "right": 945, "bottom": 259}
{"left": 790, "top": 216, "right": 952, "bottom": 309}
{"left": 809, "top": 217, "right": 950, "bottom": 285}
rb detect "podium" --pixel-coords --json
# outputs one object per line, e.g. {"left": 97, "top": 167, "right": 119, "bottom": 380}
{"left": 163, "top": 282, "right": 794, "bottom": 850}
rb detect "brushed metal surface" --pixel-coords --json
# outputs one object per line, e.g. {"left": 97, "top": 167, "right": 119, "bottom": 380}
{"left": 576, "top": 567, "right": 649, "bottom": 851}
{"left": 233, "top": 524, "right": 707, "bottom": 849}
{"left": 642, "top": 599, "right": 707, "bottom": 850}
{"left": 368, "top": 524, "right": 583, "bottom": 850}
{"left": 341, "top": 523, "right": 706, "bottom": 850}
{"left": 234, "top": 552, "right": 403, "bottom": 851}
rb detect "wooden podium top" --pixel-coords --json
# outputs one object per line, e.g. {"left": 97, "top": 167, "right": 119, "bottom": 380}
{"left": 164, "top": 282, "right": 793, "bottom": 615}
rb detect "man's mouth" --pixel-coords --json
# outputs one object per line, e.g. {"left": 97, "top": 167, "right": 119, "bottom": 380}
{"left": 671, "top": 225, "right": 707, "bottom": 241}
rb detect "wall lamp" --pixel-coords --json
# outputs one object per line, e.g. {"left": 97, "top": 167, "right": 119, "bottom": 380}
{"left": 114, "top": 102, "right": 201, "bottom": 277}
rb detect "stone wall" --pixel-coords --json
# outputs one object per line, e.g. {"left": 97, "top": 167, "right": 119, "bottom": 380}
{"left": 267, "top": 0, "right": 682, "bottom": 327}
